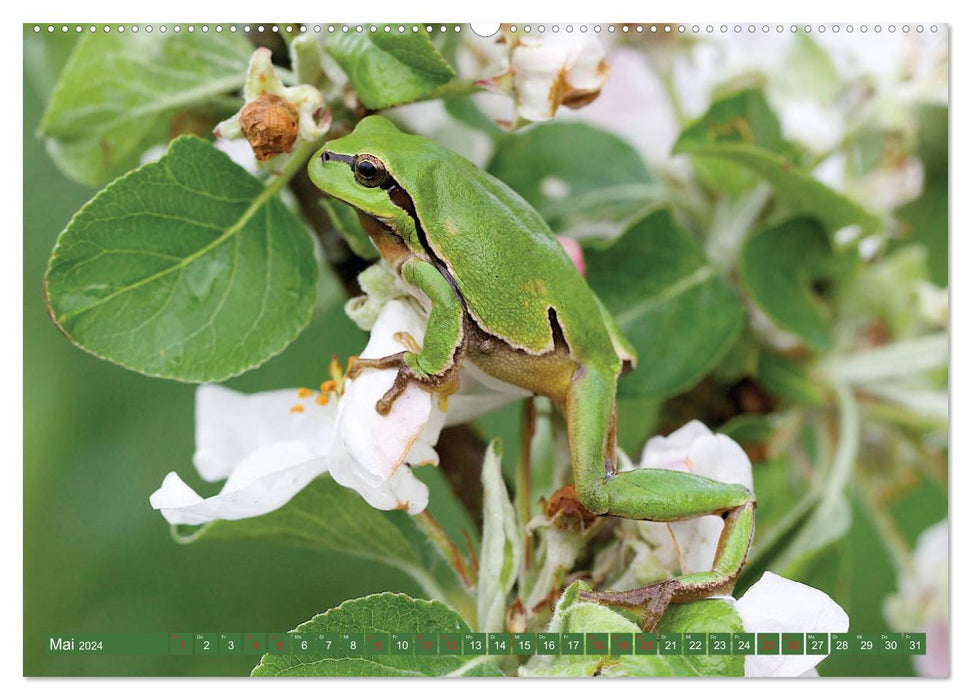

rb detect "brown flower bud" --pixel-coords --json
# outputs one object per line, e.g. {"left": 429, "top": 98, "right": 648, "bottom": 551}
{"left": 238, "top": 93, "right": 300, "bottom": 161}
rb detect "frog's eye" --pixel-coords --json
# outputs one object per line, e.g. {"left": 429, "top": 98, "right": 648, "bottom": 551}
{"left": 353, "top": 154, "right": 387, "bottom": 188}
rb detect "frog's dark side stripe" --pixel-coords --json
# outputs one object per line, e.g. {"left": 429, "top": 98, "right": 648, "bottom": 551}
{"left": 322, "top": 150, "right": 470, "bottom": 317}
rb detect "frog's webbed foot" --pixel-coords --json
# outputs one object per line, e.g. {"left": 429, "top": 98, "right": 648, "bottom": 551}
{"left": 347, "top": 345, "right": 461, "bottom": 416}
{"left": 579, "top": 581, "right": 679, "bottom": 632}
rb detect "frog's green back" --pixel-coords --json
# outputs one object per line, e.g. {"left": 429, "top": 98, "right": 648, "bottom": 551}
{"left": 332, "top": 117, "right": 622, "bottom": 369}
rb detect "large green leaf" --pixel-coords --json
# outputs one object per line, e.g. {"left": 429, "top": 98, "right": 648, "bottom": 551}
{"left": 740, "top": 218, "right": 834, "bottom": 350}
{"left": 39, "top": 31, "right": 251, "bottom": 186}
{"left": 45, "top": 135, "right": 318, "bottom": 382}
{"left": 172, "top": 476, "right": 420, "bottom": 570}
{"left": 488, "top": 122, "right": 655, "bottom": 237}
{"left": 327, "top": 32, "right": 456, "bottom": 110}
{"left": 675, "top": 142, "right": 884, "bottom": 237}
{"left": 585, "top": 209, "right": 745, "bottom": 399}
{"left": 252, "top": 593, "right": 499, "bottom": 676}
{"left": 607, "top": 600, "right": 745, "bottom": 677}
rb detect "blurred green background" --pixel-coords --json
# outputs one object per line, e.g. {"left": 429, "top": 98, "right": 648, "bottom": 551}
{"left": 23, "top": 30, "right": 945, "bottom": 677}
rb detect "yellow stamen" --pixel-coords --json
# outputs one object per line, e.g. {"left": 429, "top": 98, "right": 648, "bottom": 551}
{"left": 315, "top": 393, "right": 330, "bottom": 406}
{"left": 328, "top": 355, "right": 343, "bottom": 380}
{"left": 320, "top": 379, "right": 337, "bottom": 394}
{"left": 297, "top": 387, "right": 313, "bottom": 398}
{"left": 290, "top": 404, "right": 305, "bottom": 414}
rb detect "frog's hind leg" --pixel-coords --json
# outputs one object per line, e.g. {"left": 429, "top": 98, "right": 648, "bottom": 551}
{"left": 566, "top": 366, "right": 756, "bottom": 630}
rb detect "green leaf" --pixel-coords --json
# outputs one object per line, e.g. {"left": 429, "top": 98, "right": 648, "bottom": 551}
{"left": 522, "top": 582, "right": 743, "bottom": 677}
{"left": 488, "top": 122, "right": 654, "bottom": 237}
{"left": 675, "top": 88, "right": 786, "bottom": 154}
{"left": 172, "top": 476, "right": 420, "bottom": 569}
{"left": 477, "top": 439, "right": 522, "bottom": 632}
{"left": 252, "top": 593, "right": 499, "bottom": 676}
{"left": 606, "top": 600, "right": 744, "bottom": 677}
{"left": 443, "top": 97, "right": 504, "bottom": 136}
{"left": 321, "top": 199, "right": 379, "bottom": 260}
{"left": 327, "top": 32, "right": 456, "bottom": 110}
{"left": 674, "top": 142, "right": 884, "bottom": 237}
{"left": 740, "top": 218, "right": 833, "bottom": 350}
{"left": 674, "top": 88, "right": 791, "bottom": 197}
{"left": 585, "top": 209, "right": 745, "bottom": 399}
{"left": 39, "top": 31, "right": 251, "bottom": 186}
{"left": 45, "top": 135, "right": 318, "bottom": 382}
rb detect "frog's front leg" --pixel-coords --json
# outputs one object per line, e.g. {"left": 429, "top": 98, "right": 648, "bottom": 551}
{"left": 347, "top": 257, "right": 464, "bottom": 415}
{"left": 566, "top": 366, "right": 756, "bottom": 630}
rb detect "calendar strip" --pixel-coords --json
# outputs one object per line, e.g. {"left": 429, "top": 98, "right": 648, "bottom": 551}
{"left": 46, "top": 632, "right": 926, "bottom": 656}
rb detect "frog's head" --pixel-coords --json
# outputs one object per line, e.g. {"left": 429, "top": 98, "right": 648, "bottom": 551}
{"left": 310, "top": 116, "right": 429, "bottom": 239}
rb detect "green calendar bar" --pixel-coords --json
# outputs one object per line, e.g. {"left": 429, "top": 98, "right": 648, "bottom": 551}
{"left": 365, "top": 633, "right": 390, "bottom": 655}
{"left": 488, "top": 633, "right": 511, "bottom": 655}
{"left": 439, "top": 633, "right": 462, "bottom": 655}
{"left": 610, "top": 633, "right": 633, "bottom": 655}
{"left": 290, "top": 632, "right": 313, "bottom": 655}
{"left": 46, "top": 633, "right": 170, "bottom": 655}
{"left": 658, "top": 632, "right": 682, "bottom": 655}
{"left": 586, "top": 633, "right": 608, "bottom": 655}
{"left": 684, "top": 632, "right": 707, "bottom": 655}
{"left": 390, "top": 633, "right": 414, "bottom": 654}
{"left": 44, "top": 631, "right": 932, "bottom": 656}
{"left": 561, "top": 633, "right": 585, "bottom": 655}
{"left": 903, "top": 632, "right": 926, "bottom": 655}
{"left": 879, "top": 633, "right": 903, "bottom": 655}
{"left": 463, "top": 633, "right": 486, "bottom": 655}
{"left": 635, "top": 632, "right": 659, "bottom": 655}
{"left": 537, "top": 632, "right": 559, "bottom": 655}
{"left": 806, "top": 633, "right": 829, "bottom": 655}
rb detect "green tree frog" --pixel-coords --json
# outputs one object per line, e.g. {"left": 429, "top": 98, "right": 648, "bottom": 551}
{"left": 309, "top": 116, "right": 755, "bottom": 629}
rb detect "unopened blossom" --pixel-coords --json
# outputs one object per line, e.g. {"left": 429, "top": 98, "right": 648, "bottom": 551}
{"left": 480, "top": 32, "right": 610, "bottom": 124}
{"left": 215, "top": 47, "right": 330, "bottom": 169}
{"left": 621, "top": 420, "right": 754, "bottom": 575}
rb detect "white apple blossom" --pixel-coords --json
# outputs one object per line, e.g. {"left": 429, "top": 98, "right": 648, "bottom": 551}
{"left": 731, "top": 571, "right": 850, "bottom": 677}
{"left": 622, "top": 420, "right": 754, "bottom": 575}
{"left": 151, "top": 291, "right": 527, "bottom": 524}
{"left": 150, "top": 300, "right": 440, "bottom": 522}
{"left": 480, "top": 32, "right": 610, "bottom": 124}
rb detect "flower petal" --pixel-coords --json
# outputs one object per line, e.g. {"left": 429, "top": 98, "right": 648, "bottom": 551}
{"left": 688, "top": 434, "right": 754, "bottom": 490}
{"left": 444, "top": 362, "right": 531, "bottom": 427}
{"left": 150, "top": 441, "right": 328, "bottom": 526}
{"left": 734, "top": 571, "right": 849, "bottom": 677}
{"left": 639, "top": 420, "right": 713, "bottom": 469}
{"left": 335, "top": 300, "right": 441, "bottom": 482}
{"left": 193, "top": 384, "right": 335, "bottom": 482}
